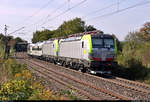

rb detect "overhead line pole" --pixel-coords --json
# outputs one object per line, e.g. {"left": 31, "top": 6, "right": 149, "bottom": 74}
{"left": 4, "top": 25, "right": 9, "bottom": 59}
{"left": 4, "top": 25, "right": 8, "bottom": 36}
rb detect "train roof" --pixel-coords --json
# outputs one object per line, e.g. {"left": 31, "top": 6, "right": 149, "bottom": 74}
{"left": 30, "top": 30, "right": 115, "bottom": 44}
{"left": 29, "top": 41, "right": 45, "bottom": 47}
{"left": 60, "top": 33, "right": 114, "bottom": 42}
{"left": 91, "top": 34, "right": 114, "bottom": 39}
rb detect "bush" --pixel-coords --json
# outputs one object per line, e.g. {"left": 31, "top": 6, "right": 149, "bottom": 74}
{"left": 0, "top": 80, "right": 33, "bottom": 100}
{"left": 116, "top": 42, "right": 150, "bottom": 81}
{"left": 4, "top": 59, "right": 27, "bottom": 76}
{"left": 0, "top": 43, "right": 5, "bottom": 59}
{"left": 0, "top": 59, "right": 67, "bottom": 100}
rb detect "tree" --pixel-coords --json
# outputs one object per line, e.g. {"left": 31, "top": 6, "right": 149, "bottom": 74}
{"left": 32, "top": 31, "right": 41, "bottom": 43}
{"left": 57, "top": 17, "right": 85, "bottom": 37}
{"left": 14, "top": 37, "right": 24, "bottom": 43}
{"left": 136, "top": 22, "right": 150, "bottom": 41}
{"left": 32, "top": 30, "right": 53, "bottom": 43}
{"left": 31, "top": 17, "right": 102, "bottom": 43}
{"left": 0, "top": 34, "right": 6, "bottom": 44}
{"left": 85, "top": 25, "right": 97, "bottom": 32}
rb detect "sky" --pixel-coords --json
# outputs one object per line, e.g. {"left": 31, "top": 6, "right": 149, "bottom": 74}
{"left": 0, "top": 0, "right": 150, "bottom": 43}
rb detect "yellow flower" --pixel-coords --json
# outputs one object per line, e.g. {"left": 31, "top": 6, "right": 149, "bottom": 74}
{"left": 2, "top": 96, "right": 8, "bottom": 100}
{"left": 15, "top": 73, "right": 21, "bottom": 78}
{"left": 22, "top": 70, "right": 32, "bottom": 79}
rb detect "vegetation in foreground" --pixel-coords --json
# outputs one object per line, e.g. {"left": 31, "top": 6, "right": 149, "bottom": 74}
{"left": 0, "top": 58, "right": 70, "bottom": 100}
{"left": 0, "top": 33, "right": 82, "bottom": 100}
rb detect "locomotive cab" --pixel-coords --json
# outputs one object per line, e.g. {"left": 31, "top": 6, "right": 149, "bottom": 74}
{"left": 81, "top": 33, "right": 117, "bottom": 74}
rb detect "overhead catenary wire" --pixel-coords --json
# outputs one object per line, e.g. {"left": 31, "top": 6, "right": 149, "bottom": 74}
{"left": 82, "top": 0, "right": 127, "bottom": 19}
{"left": 22, "top": 0, "right": 148, "bottom": 36}
{"left": 8, "top": 27, "right": 25, "bottom": 35}
{"left": 10, "top": 0, "right": 55, "bottom": 35}
{"left": 0, "top": 27, "right": 3, "bottom": 32}
{"left": 21, "top": 0, "right": 55, "bottom": 24}
{"left": 39, "top": 0, "right": 87, "bottom": 26}
{"left": 26, "top": 0, "right": 68, "bottom": 28}
{"left": 10, "top": 0, "right": 150, "bottom": 39}
{"left": 86, "top": 0, "right": 150, "bottom": 21}
{"left": 23, "top": 0, "right": 87, "bottom": 35}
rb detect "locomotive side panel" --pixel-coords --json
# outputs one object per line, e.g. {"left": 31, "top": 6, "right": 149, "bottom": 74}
{"left": 59, "top": 40, "right": 82, "bottom": 59}
{"left": 42, "top": 42, "right": 54, "bottom": 56}
{"left": 30, "top": 43, "right": 43, "bottom": 57}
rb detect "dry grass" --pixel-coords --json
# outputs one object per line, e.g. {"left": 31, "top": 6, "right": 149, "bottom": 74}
{"left": 0, "top": 62, "right": 10, "bottom": 84}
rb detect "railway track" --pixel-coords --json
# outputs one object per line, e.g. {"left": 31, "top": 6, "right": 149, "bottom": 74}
{"left": 104, "top": 74, "right": 150, "bottom": 94}
{"left": 23, "top": 59, "right": 99, "bottom": 100}
{"left": 114, "top": 76, "right": 150, "bottom": 91}
{"left": 18, "top": 57, "right": 131, "bottom": 100}
{"left": 32, "top": 57, "right": 150, "bottom": 100}
{"left": 14, "top": 52, "right": 150, "bottom": 100}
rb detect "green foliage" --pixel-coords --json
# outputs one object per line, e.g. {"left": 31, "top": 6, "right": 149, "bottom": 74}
{"left": 116, "top": 40, "right": 150, "bottom": 81}
{"left": 32, "top": 17, "right": 98, "bottom": 43}
{"left": 56, "top": 17, "right": 85, "bottom": 37}
{"left": 0, "top": 34, "right": 6, "bottom": 44}
{"left": 85, "top": 25, "right": 97, "bottom": 32}
{"left": 0, "top": 59, "right": 69, "bottom": 100}
{"left": 115, "top": 21, "right": 150, "bottom": 83}
{"left": 14, "top": 37, "right": 24, "bottom": 43}
{"left": 116, "top": 54, "right": 149, "bottom": 80}
{"left": 32, "top": 29, "right": 54, "bottom": 43}
{"left": 137, "top": 22, "right": 150, "bottom": 41}
{"left": 0, "top": 80, "right": 33, "bottom": 100}
{"left": 0, "top": 43, "right": 5, "bottom": 59}
{"left": 4, "top": 59, "right": 27, "bottom": 76}
{"left": 60, "top": 89, "right": 80, "bottom": 100}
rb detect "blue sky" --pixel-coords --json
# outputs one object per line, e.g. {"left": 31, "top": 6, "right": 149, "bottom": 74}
{"left": 0, "top": 0, "right": 150, "bottom": 42}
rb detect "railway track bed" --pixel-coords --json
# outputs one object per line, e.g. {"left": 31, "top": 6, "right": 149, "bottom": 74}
{"left": 15, "top": 53, "right": 150, "bottom": 100}
{"left": 32, "top": 58, "right": 150, "bottom": 100}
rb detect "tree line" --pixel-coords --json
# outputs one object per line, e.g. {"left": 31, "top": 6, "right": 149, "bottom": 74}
{"left": 115, "top": 22, "right": 150, "bottom": 83}
{"left": 32, "top": 17, "right": 102, "bottom": 43}
{"left": 0, "top": 34, "right": 26, "bottom": 58}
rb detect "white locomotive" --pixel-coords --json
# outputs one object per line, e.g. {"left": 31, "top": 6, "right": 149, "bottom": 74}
{"left": 27, "top": 30, "right": 117, "bottom": 74}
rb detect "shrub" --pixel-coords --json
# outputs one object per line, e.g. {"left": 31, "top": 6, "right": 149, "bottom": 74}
{"left": 4, "top": 59, "right": 27, "bottom": 76}
{"left": 0, "top": 80, "right": 33, "bottom": 100}
{"left": 116, "top": 42, "right": 150, "bottom": 81}
{"left": 0, "top": 58, "right": 67, "bottom": 100}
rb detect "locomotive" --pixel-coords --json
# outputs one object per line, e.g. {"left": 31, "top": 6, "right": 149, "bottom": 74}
{"left": 27, "top": 30, "right": 117, "bottom": 74}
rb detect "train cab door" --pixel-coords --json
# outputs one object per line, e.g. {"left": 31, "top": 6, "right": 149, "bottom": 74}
{"left": 53, "top": 43, "right": 56, "bottom": 56}
{"left": 81, "top": 40, "right": 88, "bottom": 60}
{"left": 81, "top": 41, "right": 84, "bottom": 59}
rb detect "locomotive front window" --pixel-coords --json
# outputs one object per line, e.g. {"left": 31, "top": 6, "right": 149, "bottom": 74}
{"left": 104, "top": 39, "right": 114, "bottom": 48}
{"left": 92, "top": 38, "right": 103, "bottom": 48}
